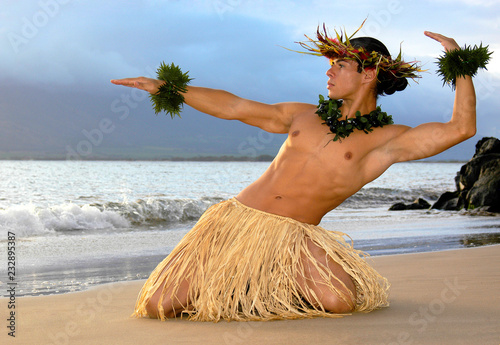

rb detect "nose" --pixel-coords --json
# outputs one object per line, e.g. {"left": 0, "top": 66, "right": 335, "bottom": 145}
{"left": 326, "top": 65, "right": 335, "bottom": 77}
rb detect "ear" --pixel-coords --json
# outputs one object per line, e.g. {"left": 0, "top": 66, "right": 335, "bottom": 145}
{"left": 361, "top": 67, "right": 377, "bottom": 85}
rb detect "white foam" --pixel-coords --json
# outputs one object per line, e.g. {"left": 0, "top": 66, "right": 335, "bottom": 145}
{"left": 0, "top": 204, "right": 52, "bottom": 237}
{"left": 38, "top": 203, "right": 130, "bottom": 231}
{"left": 0, "top": 203, "right": 130, "bottom": 238}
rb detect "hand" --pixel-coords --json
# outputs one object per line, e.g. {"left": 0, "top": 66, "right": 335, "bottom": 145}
{"left": 424, "top": 31, "right": 460, "bottom": 52}
{"left": 110, "top": 77, "right": 165, "bottom": 94}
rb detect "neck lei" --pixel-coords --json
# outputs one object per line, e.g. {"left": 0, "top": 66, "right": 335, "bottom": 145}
{"left": 316, "top": 95, "right": 393, "bottom": 142}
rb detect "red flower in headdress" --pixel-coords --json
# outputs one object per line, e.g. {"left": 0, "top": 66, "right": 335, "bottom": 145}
{"left": 291, "top": 21, "right": 424, "bottom": 81}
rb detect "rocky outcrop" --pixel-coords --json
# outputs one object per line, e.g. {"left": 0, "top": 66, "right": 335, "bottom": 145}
{"left": 388, "top": 137, "right": 500, "bottom": 213}
{"left": 431, "top": 191, "right": 460, "bottom": 210}
{"left": 389, "top": 198, "right": 431, "bottom": 211}
{"left": 432, "top": 137, "right": 500, "bottom": 213}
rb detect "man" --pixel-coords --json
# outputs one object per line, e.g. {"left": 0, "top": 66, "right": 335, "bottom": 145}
{"left": 111, "top": 30, "right": 478, "bottom": 321}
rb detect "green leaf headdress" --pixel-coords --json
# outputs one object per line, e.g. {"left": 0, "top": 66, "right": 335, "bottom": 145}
{"left": 293, "top": 20, "right": 424, "bottom": 82}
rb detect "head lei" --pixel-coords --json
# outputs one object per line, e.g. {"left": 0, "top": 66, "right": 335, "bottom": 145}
{"left": 295, "top": 20, "right": 424, "bottom": 81}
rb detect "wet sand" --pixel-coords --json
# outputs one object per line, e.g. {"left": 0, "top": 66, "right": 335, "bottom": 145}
{"left": 2, "top": 245, "right": 499, "bottom": 344}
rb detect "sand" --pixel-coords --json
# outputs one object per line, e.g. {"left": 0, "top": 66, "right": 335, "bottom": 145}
{"left": 2, "top": 245, "right": 499, "bottom": 345}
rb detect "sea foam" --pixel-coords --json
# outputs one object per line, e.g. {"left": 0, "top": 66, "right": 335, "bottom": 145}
{"left": 0, "top": 197, "right": 220, "bottom": 238}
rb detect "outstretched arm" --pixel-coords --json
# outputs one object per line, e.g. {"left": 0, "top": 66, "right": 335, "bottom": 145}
{"left": 379, "top": 32, "right": 477, "bottom": 163}
{"left": 111, "top": 77, "right": 315, "bottom": 134}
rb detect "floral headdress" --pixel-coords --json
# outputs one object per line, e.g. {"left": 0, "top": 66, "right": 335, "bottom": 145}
{"left": 294, "top": 20, "right": 424, "bottom": 81}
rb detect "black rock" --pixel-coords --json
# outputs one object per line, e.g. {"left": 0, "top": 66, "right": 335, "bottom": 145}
{"left": 473, "top": 136, "right": 500, "bottom": 157}
{"left": 389, "top": 198, "right": 431, "bottom": 211}
{"left": 389, "top": 202, "right": 407, "bottom": 211}
{"left": 466, "top": 158, "right": 500, "bottom": 212}
{"left": 433, "top": 137, "right": 500, "bottom": 213}
{"left": 431, "top": 191, "right": 460, "bottom": 210}
{"left": 456, "top": 153, "right": 500, "bottom": 192}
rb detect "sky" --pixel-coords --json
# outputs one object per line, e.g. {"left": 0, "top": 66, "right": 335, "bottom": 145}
{"left": 1, "top": 0, "right": 499, "bottom": 160}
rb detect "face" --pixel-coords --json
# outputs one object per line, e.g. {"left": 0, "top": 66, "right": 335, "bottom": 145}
{"left": 326, "top": 59, "right": 363, "bottom": 100}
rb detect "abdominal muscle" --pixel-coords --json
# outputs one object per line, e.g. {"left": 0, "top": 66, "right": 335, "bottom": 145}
{"left": 236, "top": 149, "right": 363, "bottom": 225}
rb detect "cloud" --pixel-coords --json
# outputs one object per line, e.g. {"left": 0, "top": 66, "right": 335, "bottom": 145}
{"left": 1, "top": 0, "right": 499, "bottom": 159}
{"left": 431, "top": 0, "right": 500, "bottom": 6}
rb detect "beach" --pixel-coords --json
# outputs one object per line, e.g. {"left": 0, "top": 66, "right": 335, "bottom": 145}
{"left": 3, "top": 244, "right": 499, "bottom": 344}
{"left": 2, "top": 161, "right": 500, "bottom": 298}
{"left": 1, "top": 160, "right": 499, "bottom": 344}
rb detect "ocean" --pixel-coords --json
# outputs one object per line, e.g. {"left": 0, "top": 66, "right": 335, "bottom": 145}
{"left": 1, "top": 160, "right": 499, "bottom": 297}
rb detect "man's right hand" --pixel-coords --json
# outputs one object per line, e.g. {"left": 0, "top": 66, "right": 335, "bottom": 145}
{"left": 111, "top": 77, "right": 165, "bottom": 94}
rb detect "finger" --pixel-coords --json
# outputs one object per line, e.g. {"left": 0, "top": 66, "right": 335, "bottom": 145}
{"left": 424, "top": 31, "right": 446, "bottom": 42}
{"left": 110, "top": 79, "right": 144, "bottom": 91}
{"left": 110, "top": 78, "right": 136, "bottom": 86}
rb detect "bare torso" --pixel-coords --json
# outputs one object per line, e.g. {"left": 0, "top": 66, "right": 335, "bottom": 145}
{"left": 236, "top": 105, "right": 408, "bottom": 225}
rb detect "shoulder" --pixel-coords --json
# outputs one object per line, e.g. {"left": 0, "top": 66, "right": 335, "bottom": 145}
{"left": 275, "top": 102, "right": 317, "bottom": 132}
{"left": 239, "top": 101, "right": 316, "bottom": 134}
{"left": 279, "top": 102, "right": 317, "bottom": 118}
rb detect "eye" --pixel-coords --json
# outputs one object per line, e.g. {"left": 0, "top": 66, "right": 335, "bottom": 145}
{"left": 329, "top": 60, "right": 345, "bottom": 68}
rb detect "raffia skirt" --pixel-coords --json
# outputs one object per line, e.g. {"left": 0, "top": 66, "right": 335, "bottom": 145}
{"left": 132, "top": 198, "right": 390, "bottom": 322}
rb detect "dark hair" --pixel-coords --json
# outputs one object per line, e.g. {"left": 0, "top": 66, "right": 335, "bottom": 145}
{"left": 350, "top": 37, "right": 408, "bottom": 96}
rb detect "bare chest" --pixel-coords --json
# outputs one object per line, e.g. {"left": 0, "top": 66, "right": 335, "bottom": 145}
{"left": 280, "top": 113, "right": 396, "bottom": 190}
{"left": 285, "top": 116, "right": 365, "bottom": 164}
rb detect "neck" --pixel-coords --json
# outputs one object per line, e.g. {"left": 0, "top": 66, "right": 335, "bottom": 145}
{"left": 338, "top": 88, "right": 377, "bottom": 118}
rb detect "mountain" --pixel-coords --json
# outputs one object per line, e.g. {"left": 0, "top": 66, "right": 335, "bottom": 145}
{"left": 0, "top": 83, "right": 286, "bottom": 160}
{"left": 0, "top": 82, "right": 474, "bottom": 161}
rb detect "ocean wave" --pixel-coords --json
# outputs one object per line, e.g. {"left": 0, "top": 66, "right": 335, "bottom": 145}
{"left": 341, "top": 187, "right": 441, "bottom": 208}
{"left": 0, "top": 186, "right": 442, "bottom": 238}
{"left": 97, "top": 197, "right": 222, "bottom": 225}
{"left": 0, "top": 197, "right": 223, "bottom": 238}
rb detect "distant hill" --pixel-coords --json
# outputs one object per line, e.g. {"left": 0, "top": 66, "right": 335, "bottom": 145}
{"left": 0, "top": 83, "right": 475, "bottom": 161}
{"left": 0, "top": 83, "right": 286, "bottom": 160}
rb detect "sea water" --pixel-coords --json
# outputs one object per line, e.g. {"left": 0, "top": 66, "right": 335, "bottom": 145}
{"left": 0, "top": 160, "right": 499, "bottom": 296}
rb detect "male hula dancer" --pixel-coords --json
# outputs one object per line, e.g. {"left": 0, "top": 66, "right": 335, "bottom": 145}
{"left": 111, "top": 24, "right": 490, "bottom": 322}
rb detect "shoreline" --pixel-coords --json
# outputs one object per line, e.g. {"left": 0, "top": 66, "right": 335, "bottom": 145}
{"left": 2, "top": 245, "right": 499, "bottom": 344}
{"left": 0, "top": 156, "right": 467, "bottom": 163}
{"left": 4, "top": 231, "right": 500, "bottom": 299}
{"left": 6, "top": 234, "right": 500, "bottom": 299}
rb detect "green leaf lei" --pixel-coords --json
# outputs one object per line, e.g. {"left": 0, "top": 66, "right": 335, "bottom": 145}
{"left": 436, "top": 44, "right": 491, "bottom": 89}
{"left": 316, "top": 95, "right": 394, "bottom": 142}
{"left": 150, "top": 62, "right": 193, "bottom": 118}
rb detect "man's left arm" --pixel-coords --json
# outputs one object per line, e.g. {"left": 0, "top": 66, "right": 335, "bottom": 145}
{"left": 381, "top": 32, "right": 477, "bottom": 163}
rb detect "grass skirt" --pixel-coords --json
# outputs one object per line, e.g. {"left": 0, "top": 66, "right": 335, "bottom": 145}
{"left": 132, "top": 198, "right": 390, "bottom": 321}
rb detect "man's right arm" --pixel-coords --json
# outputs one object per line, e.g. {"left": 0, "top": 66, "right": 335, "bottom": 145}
{"left": 111, "top": 77, "right": 315, "bottom": 134}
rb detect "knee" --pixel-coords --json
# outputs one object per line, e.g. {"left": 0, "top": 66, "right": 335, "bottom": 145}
{"left": 145, "top": 295, "right": 179, "bottom": 319}
{"left": 145, "top": 297, "right": 161, "bottom": 319}
{"left": 322, "top": 294, "right": 355, "bottom": 314}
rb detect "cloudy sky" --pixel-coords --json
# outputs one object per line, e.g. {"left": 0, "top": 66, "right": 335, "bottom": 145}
{"left": 1, "top": 0, "right": 499, "bottom": 160}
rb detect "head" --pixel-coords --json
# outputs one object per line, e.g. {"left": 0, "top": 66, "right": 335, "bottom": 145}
{"left": 350, "top": 37, "right": 409, "bottom": 97}
{"left": 296, "top": 23, "right": 422, "bottom": 100}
